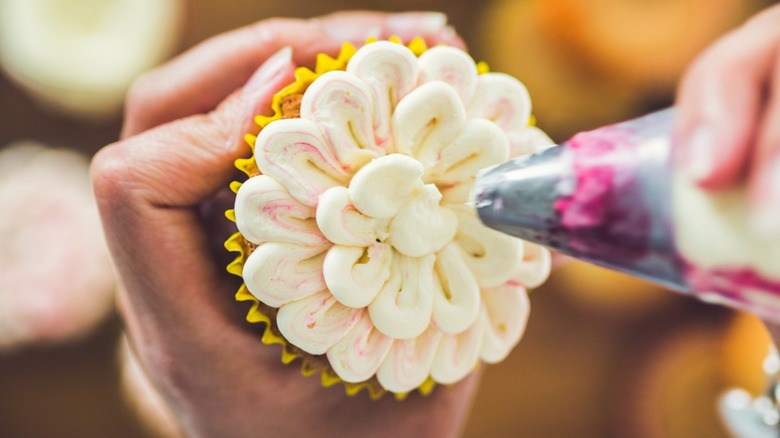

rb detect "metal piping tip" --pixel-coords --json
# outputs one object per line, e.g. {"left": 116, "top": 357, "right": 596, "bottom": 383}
{"left": 472, "top": 145, "right": 570, "bottom": 246}
{"left": 472, "top": 108, "right": 686, "bottom": 291}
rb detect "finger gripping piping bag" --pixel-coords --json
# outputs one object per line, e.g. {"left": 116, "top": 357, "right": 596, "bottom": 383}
{"left": 473, "top": 108, "right": 780, "bottom": 321}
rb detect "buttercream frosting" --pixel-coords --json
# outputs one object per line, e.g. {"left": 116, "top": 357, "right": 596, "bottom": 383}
{"left": 672, "top": 171, "right": 780, "bottom": 280}
{"left": 233, "top": 41, "right": 552, "bottom": 392}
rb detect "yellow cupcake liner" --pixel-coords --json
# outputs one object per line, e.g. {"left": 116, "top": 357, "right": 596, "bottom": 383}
{"left": 225, "top": 37, "right": 506, "bottom": 400}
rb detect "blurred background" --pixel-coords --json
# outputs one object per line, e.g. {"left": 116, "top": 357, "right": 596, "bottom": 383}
{"left": 1, "top": 0, "right": 779, "bottom": 436}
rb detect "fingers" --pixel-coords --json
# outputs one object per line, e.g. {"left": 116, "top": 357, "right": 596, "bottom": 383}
{"left": 315, "top": 10, "right": 462, "bottom": 48}
{"left": 122, "top": 11, "right": 462, "bottom": 138}
{"left": 91, "top": 52, "right": 295, "bottom": 331}
{"left": 749, "top": 49, "right": 780, "bottom": 238}
{"left": 674, "top": 5, "right": 780, "bottom": 189}
{"left": 93, "top": 118, "right": 237, "bottom": 324}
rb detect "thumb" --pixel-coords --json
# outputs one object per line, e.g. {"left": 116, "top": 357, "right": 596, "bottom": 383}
{"left": 90, "top": 49, "right": 295, "bottom": 319}
{"left": 94, "top": 48, "right": 295, "bottom": 212}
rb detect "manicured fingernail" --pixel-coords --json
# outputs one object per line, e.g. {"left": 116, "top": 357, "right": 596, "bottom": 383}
{"left": 684, "top": 125, "right": 716, "bottom": 182}
{"left": 751, "top": 155, "right": 780, "bottom": 238}
{"left": 244, "top": 46, "right": 293, "bottom": 96}
{"left": 386, "top": 12, "right": 447, "bottom": 37}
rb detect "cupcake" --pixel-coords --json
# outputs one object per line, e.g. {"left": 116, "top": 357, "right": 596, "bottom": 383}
{"left": 0, "top": 142, "right": 116, "bottom": 349}
{"left": 226, "top": 37, "right": 553, "bottom": 398}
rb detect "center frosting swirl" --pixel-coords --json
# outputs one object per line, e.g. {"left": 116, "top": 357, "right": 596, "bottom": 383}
{"left": 233, "top": 41, "right": 554, "bottom": 393}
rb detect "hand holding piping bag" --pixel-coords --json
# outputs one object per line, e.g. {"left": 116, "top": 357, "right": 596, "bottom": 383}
{"left": 675, "top": 4, "right": 780, "bottom": 337}
{"left": 91, "top": 12, "right": 479, "bottom": 438}
{"left": 675, "top": 4, "right": 780, "bottom": 239}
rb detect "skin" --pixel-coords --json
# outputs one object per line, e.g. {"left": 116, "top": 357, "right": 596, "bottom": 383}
{"left": 92, "top": 11, "right": 479, "bottom": 438}
{"left": 675, "top": 4, "right": 780, "bottom": 341}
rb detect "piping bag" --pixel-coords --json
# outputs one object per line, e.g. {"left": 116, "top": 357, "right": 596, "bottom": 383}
{"left": 472, "top": 108, "right": 780, "bottom": 322}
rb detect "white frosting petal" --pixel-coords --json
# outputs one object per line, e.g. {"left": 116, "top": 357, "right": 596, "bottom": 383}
{"left": 417, "top": 46, "right": 478, "bottom": 105}
{"left": 368, "top": 253, "right": 435, "bottom": 339}
{"left": 235, "top": 175, "right": 326, "bottom": 246}
{"left": 432, "top": 243, "right": 480, "bottom": 334}
{"left": 430, "top": 316, "right": 485, "bottom": 384}
{"left": 387, "top": 184, "right": 458, "bottom": 257}
{"left": 424, "top": 118, "right": 509, "bottom": 185}
{"left": 450, "top": 204, "right": 524, "bottom": 288}
{"left": 327, "top": 311, "right": 393, "bottom": 383}
{"left": 506, "top": 126, "right": 556, "bottom": 157}
{"left": 277, "top": 291, "right": 363, "bottom": 355}
{"left": 480, "top": 284, "right": 530, "bottom": 363}
{"left": 323, "top": 243, "right": 393, "bottom": 308}
{"left": 346, "top": 41, "right": 420, "bottom": 151}
{"left": 255, "top": 118, "right": 349, "bottom": 206}
{"left": 392, "top": 81, "right": 466, "bottom": 157}
{"left": 299, "top": 70, "right": 382, "bottom": 172}
{"left": 439, "top": 180, "right": 474, "bottom": 205}
{"left": 376, "top": 326, "right": 442, "bottom": 393}
{"left": 467, "top": 73, "right": 531, "bottom": 132}
{"left": 511, "top": 242, "right": 552, "bottom": 289}
{"left": 316, "top": 186, "right": 378, "bottom": 246}
{"left": 349, "top": 154, "right": 424, "bottom": 219}
{"left": 243, "top": 242, "right": 329, "bottom": 307}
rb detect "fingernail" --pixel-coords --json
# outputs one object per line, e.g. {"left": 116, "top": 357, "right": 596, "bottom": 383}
{"left": 243, "top": 46, "right": 293, "bottom": 96}
{"left": 233, "top": 47, "right": 294, "bottom": 150}
{"left": 751, "top": 155, "right": 780, "bottom": 238}
{"left": 321, "top": 19, "right": 382, "bottom": 43}
{"left": 684, "top": 125, "right": 716, "bottom": 182}
{"left": 386, "top": 12, "right": 447, "bottom": 37}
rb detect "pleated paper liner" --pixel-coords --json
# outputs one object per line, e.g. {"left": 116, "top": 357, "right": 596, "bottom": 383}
{"left": 225, "top": 37, "right": 491, "bottom": 400}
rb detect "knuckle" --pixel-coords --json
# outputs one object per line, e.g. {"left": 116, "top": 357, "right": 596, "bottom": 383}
{"left": 680, "top": 33, "right": 745, "bottom": 98}
{"left": 90, "top": 142, "right": 134, "bottom": 209}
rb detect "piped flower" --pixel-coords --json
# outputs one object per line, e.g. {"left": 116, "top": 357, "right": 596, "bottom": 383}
{"left": 227, "top": 38, "right": 553, "bottom": 398}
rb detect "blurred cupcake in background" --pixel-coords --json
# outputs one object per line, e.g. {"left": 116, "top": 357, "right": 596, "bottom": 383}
{"left": 0, "top": 0, "right": 184, "bottom": 120}
{"left": 0, "top": 142, "right": 116, "bottom": 350}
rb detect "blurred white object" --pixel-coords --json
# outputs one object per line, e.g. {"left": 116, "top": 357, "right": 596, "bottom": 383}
{"left": 720, "top": 346, "right": 780, "bottom": 438}
{"left": 0, "top": 142, "right": 116, "bottom": 349}
{"left": 118, "top": 336, "right": 180, "bottom": 438}
{"left": 0, "top": 0, "right": 183, "bottom": 120}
